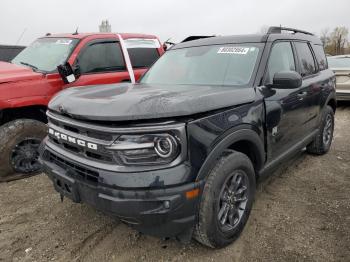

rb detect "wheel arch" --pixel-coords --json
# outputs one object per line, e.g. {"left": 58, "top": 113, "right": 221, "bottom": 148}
{"left": 195, "top": 127, "right": 265, "bottom": 182}
{"left": 0, "top": 105, "right": 47, "bottom": 125}
{"left": 327, "top": 97, "right": 336, "bottom": 113}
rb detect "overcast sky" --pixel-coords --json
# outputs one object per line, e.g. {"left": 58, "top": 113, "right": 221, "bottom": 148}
{"left": 1, "top": 0, "right": 349, "bottom": 45}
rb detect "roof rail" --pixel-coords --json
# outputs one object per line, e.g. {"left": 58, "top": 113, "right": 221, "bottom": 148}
{"left": 267, "top": 26, "right": 314, "bottom": 36}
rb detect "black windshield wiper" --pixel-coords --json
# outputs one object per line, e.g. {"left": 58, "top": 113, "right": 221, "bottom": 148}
{"left": 20, "top": 62, "right": 39, "bottom": 71}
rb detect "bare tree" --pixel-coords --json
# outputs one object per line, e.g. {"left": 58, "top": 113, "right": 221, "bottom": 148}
{"left": 320, "top": 28, "right": 330, "bottom": 46}
{"left": 330, "top": 27, "right": 349, "bottom": 55}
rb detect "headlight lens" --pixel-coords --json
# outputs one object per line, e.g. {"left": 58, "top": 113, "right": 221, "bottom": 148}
{"left": 154, "top": 136, "right": 177, "bottom": 158}
{"left": 108, "top": 134, "right": 180, "bottom": 166}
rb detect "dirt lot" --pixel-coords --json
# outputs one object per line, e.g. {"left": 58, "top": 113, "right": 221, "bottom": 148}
{"left": 0, "top": 103, "right": 349, "bottom": 262}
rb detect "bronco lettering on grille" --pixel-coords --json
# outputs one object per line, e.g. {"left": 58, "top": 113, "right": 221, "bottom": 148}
{"left": 48, "top": 128, "right": 98, "bottom": 150}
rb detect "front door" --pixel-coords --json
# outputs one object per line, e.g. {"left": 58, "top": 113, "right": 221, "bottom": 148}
{"left": 261, "top": 41, "right": 314, "bottom": 161}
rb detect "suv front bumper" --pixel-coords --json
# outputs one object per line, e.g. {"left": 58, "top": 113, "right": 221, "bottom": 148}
{"left": 40, "top": 144, "right": 203, "bottom": 238}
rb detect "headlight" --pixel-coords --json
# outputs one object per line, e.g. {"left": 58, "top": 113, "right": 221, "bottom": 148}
{"left": 154, "top": 136, "right": 177, "bottom": 158}
{"left": 107, "top": 133, "right": 180, "bottom": 166}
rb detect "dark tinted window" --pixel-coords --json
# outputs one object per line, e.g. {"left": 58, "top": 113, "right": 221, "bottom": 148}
{"left": 312, "top": 44, "right": 328, "bottom": 70}
{"left": 127, "top": 48, "right": 159, "bottom": 68}
{"left": 294, "top": 42, "right": 316, "bottom": 77}
{"left": 266, "top": 42, "right": 296, "bottom": 83}
{"left": 78, "top": 41, "right": 126, "bottom": 74}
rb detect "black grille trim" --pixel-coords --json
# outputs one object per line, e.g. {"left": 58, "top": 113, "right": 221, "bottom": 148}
{"left": 46, "top": 151, "right": 99, "bottom": 184}
{"left": 49, "top": 138, "right": 113, "bottom": 163}
{"left": 48, "top": 116, "right": 114, "bottom": 142}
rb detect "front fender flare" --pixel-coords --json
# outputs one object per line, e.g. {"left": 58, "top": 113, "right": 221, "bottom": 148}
{"left": 195, "top": 126, "right": 265, "bottom": 181}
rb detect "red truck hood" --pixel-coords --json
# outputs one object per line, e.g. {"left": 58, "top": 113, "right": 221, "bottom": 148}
{"left": 0, "top": 61, "right": 43, "bottom": 84}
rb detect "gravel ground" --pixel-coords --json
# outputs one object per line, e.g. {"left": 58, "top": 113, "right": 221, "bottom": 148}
{"left": 0, "top": 103, "right": 349, "bottom": 262}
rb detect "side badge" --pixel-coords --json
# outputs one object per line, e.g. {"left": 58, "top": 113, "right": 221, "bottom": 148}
{"left": 272, "top": 126, "right": 278, "bottom": 137}
{"left": 58, "top": 104, "right": 66, "bottom": 114}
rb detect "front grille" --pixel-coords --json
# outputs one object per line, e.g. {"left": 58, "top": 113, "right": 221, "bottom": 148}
{"left": 50, "top": 137, "right": 113, "bottom": 163}
{"left": 46, "top": 151, "right": 99, "bottom": 184}
{"left": 48, "top": 116, "right": 113, "bottom": 141}
{"left": 47, "top": 112, "right": 116, "bottom": 164}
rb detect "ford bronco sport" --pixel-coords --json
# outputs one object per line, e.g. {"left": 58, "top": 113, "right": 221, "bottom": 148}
{"left": 0, "top": 32, "right": 164, "bottom": 180}
{"left": 40, "top": 27, "right": 336, "bottom": 248}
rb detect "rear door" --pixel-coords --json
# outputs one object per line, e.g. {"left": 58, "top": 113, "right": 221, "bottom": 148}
{"left": 292, "top": 41, "right": 322, "bottom": 132}
{"left": 70, "top": 39, "right": 131, "bottom": 87}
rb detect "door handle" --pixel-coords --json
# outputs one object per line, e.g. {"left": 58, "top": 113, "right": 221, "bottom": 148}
{"left": 297, "top": 91, "right": 307, "bottom": 98}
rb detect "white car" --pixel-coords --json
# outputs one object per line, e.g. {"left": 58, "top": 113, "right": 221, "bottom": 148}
{"left": 328, "top": 55, "right": 350, "bottom": 100}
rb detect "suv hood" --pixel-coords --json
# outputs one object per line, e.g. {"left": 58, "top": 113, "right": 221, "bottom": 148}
{"left": 49, "top": 83, "right": 256, "bottom": 121}
{"left": 0, "top": 61, "right": 43, "bottom": 84}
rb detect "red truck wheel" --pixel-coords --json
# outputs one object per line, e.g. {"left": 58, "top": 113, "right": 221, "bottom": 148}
{"left": 0, "top": 119, "right": 47, "bottom": 179}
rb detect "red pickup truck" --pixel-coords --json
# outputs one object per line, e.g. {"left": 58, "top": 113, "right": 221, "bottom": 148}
{"left": 0, "top": 32, "right": 164, "bottom": 180}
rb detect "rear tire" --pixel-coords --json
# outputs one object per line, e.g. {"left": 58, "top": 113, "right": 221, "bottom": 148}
{"left": 194, "top": 151, "right": 256, "bottom": 248}
{"left": 307, "top": 105, "right": 334, "bottom": 155}
{"left": 0, "top": 119, "right": 47, "bottom": 178}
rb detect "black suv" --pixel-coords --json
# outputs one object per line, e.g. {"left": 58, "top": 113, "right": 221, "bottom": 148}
{"left": 40, "top": 27, "right": 336, "bottom": 248}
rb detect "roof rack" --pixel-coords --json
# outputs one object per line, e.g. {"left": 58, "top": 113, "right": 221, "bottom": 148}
{"left": 181, "top": 35, "right": 215, "bottom": 43}
{"left": 267, "top": 26, "right": 314, "bottom": 36}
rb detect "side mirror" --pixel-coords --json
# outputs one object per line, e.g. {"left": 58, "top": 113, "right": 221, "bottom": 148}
{"left": 272, "top": 71, "right": 302, "bottom": 89}
{"left": 57, "top": 62, "right": 80, "bottom": 84}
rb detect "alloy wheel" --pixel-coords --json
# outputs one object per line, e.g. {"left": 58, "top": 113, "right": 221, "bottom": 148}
{"left": 217, "top": 170, "right": 249, "bottom": 232}
{"left": 323, "top": 114, "right": 333, "bottom": 146}
{"left": 10, "top": 138, "right": 42, "bottom": 173}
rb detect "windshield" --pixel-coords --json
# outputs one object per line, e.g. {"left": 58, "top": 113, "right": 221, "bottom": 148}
{"left": 141, "top": 44, "right": 261, "bottom": 86}
{"left": 328, "top": 56, "right": 350, "bottom": 68}
{"left": 12, "top": 37, "right": 78, "bottom": 72}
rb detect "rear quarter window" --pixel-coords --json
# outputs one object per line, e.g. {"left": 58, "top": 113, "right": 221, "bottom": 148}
{"left": 312, "top": 44, "right": 328, "bottom": 71}
{"left": 125, "top": 38, "right": 161, "bottom": 68}
{"left": 127, "top": 48, "right": 159, "bottom": 68}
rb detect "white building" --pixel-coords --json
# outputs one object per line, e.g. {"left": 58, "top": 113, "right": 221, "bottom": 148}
{"left": 99, "top": 20, "right": 112, "bottom": 33}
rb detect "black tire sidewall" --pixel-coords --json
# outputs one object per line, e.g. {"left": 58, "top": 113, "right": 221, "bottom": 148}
{"left": 320, "top": 106, "right": 334, "bottom": 152}
{"left": 0, "top": 119, "right": 47, "bottom": 177}
{"left": 199, "top": 152, "right": 256, "bottom": 248}
{"left": 306, "top": 105, "right": 335, "bottom": 155}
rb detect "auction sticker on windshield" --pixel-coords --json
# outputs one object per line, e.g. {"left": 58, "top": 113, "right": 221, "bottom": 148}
{"left": 218, "top": 47, "right": 250, "bottom": 54}
{"left": 55, "top": 39, "right": 73, "bottom": 45}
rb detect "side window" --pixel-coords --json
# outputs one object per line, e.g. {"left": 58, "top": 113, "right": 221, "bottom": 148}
{"left": 294, "top": 42, "right": 317, "bottom": 77}
{"left": 127, "top": 48, "right": 159, "bottom": 68}
{"left": 312, "top": 44, "right": 328, "bottom": 71}
{"left": 266, "top": 42, "right": 296, "bottom": 83}
{"left": 78, "top": 41, "right": 126, "bottom": 74}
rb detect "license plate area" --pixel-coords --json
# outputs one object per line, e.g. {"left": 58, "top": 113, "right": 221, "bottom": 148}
{"left": 52, "top": 170, "right": 81, "bottom": 203}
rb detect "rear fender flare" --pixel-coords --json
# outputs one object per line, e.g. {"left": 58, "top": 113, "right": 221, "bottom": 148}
{"left": 325, "top": 92, "right": 337, "bottom": 112}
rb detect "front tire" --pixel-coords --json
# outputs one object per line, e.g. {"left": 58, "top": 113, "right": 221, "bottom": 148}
{"left": 307, "top": 105, "right": 334, "bottom": 155}
{"left": 0, "top": 119, "right": 47, "bottom": 179}
{"left": 194, "top": 151, "right": 256, "bottom": 248}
